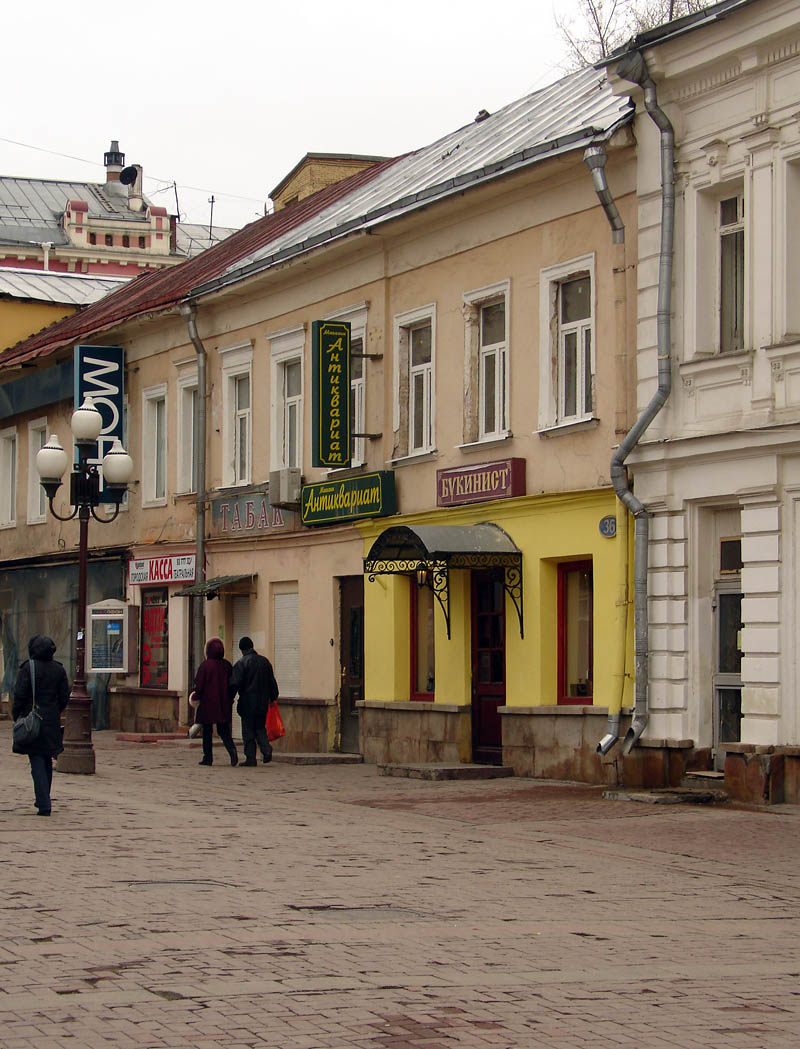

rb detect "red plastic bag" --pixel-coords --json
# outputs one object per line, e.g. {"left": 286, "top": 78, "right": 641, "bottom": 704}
{"left": 266, "top": 702, "right": 286, "bottom": 742}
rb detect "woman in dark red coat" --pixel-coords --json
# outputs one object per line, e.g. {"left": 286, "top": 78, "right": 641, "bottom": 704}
{"left": 192, "top": 638, "right": 238, "bottom": 766}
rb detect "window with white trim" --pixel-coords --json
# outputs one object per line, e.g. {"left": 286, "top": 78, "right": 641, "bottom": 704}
{"left": 463, "top": 282, "right": 510, "bottom": 444}
{"left": 269, "top": 326, "right": 305, "bottom": 472}
{"left": 0, "top": 427, "right": 17, "bottom": 527}
{"left": 719, "top": 193, "right": 744, "bottom": 354}
{"left": 325, "top": 303, "right": 368, "bottom": 467}
{"left": 690, "top": 179, "right": 747, "bottom": 357}
{"left": 219, "top": 341, "right": 253, "bottom": 487}
{"left": 27, "top": 419, "right": 47, "bottom": 523}
{"left": 177, "top": 374, "right": 198, "bottom": 494}
{"left": 393, "top": 304, "right": 436, "bottom": 458}
{"left": 142, "top": 385, "right": 167, "bottom": 505}
{"left": 538, "top": 255, "right": 595, "bottom": 431}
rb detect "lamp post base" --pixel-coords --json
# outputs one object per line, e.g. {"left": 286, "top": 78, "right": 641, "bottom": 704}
{"left": 56, "top": 685, "right": 96, "bottom": 775}
{"left": 56, "top": 744, "right": 96, "bottom": 775}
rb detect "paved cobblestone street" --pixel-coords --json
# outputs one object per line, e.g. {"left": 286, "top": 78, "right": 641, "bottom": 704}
{"left": 1, "top": 724, "right": 799, "bottom": 1048}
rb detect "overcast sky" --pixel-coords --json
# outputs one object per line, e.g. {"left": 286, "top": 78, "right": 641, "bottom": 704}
{"left": 2, "top": 0, "right": 585, "bottom": 231}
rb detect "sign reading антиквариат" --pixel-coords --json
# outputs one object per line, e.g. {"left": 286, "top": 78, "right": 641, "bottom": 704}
{"left": 312, "top": 320, "right": 351, "bottom": 468}
{"left": 301, "top": 472, "right": 396, "bottom": 526}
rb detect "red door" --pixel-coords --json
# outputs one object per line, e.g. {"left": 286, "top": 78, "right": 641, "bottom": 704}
{"left": 471, "top": 570, "right": 505, "bottom": 765}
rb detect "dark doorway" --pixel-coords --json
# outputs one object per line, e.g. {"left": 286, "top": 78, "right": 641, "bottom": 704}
{"left": 339, "top": 576, "right": 364, "bottom": 754}
{"left": 471, "top": 570, "right": 505, "bottom": 765}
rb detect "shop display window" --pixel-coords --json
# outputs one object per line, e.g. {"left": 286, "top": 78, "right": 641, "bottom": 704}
{"left": 557, "top": 561, "right": 593, "bottom": 704}
{"left": 140, "top": 586, "right": 169, "bottom": 689}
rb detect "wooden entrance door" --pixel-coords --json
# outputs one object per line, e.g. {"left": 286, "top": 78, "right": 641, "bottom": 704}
{"left": 471, "top": 570, "right": 505, "bottom": 765}
{"left": 339, "top": 576, "right": 364, "bottom": 754}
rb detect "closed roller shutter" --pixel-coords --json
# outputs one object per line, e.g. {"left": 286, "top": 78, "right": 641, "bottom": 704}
{"left": 273, "top": 591, "right": 300, "bottom": 696}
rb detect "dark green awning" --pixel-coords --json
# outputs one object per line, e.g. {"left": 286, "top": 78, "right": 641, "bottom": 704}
{"left": 172, "top": 573, "right": 256, "bottom": 598}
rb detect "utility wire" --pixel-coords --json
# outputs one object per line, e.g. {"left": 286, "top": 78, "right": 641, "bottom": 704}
{"left": 0, "top": 135, "right": 264, "bottom": 206}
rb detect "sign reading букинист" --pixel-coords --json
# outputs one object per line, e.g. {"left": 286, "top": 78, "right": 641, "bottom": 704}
{"left": 311, "top": 320, "right": 351, "bottom": 468}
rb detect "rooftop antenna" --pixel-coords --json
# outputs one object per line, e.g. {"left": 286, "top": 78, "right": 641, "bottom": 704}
{"left": 173, "top": 181, "right": 181, "bottom": 220}
{"left": 208, "top": 195, "right": 215, "bottom": 240}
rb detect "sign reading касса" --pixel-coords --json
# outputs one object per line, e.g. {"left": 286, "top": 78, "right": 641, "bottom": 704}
{"left": 301, "top": 472, "right": 396, "bottom": 526}
{"left": 312, "top": 320, "right": 351, "bottom": 469}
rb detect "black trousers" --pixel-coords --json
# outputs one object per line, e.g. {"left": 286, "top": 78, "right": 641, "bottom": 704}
{"left": 201, "top": 722, "right": 238, "bottom": 764}
{"left": 29, "top": 753, "right": 53, "bottom": 812}
{"left": 241, "top": 714, "right": 272, "bottom": 763}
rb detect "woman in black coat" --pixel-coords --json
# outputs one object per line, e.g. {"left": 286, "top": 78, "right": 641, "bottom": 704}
{"left": 12, "top": 635, "right": 70, "bottom": 816}
{"left": 192, "top": 637, "right": 239, "bottom": 767}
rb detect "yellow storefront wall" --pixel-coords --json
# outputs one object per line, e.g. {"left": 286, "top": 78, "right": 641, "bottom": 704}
{"left": 360, "top": 488, "right": 633, "bottom": 713}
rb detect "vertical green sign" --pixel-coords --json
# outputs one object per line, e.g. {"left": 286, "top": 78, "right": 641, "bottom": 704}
{"left": 312, "top": 320, "right": 351, "bottom": 468}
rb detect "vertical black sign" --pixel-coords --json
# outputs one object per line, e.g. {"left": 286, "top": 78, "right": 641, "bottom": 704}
{"left": 312, "top": 321, "right": 351, "bottom": 468}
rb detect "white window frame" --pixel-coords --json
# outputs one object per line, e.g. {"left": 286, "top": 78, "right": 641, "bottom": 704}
{"left": 219, "top": 341, "right": 253, "bottom": 487}
{"left": 685, "top": 176, "right": 748, "bottom": 360}
{"left": 0, "top": 426, "right": 18, "bottom": 528}
{"left": 325, "top": 302, "right": 368, "bottom": 468}
{"left": 269, "top": 325, "right": 305, "bottom": 472}
{"left": 462, "top": 281, "right": 510, "bottom": 446}
{"left": 27, "top": 418, "right": 48, "bottom": 523}
{"left": 538, "top": 254, "right": 595, "bottom": 433}
{"left": 393, "top": 304, "right": 436, "bottom": 459}
{"left": 176, "top": 372, "right": 199, "bottom": 495}
{"left": 718, "top": 191, "right": 745, "bottom": 355}
{"left": 141, "top": 383, "right": 168, "bottom": 506}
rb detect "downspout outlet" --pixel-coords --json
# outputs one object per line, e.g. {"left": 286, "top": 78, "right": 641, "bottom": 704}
{"left": 597, "top": 714, "right": 621, "bottom": 756}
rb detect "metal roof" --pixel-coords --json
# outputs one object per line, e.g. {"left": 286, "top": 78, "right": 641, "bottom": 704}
{"left": 194, "top": 65, "right": 632, "bottom": 297}
{"left": 0, "top": 176, "right": 154, "bottom": 248}
{"left": 175, "top": 222, "right": 238, "bottom": 258}
{"left": 0, "top": 66, "right": 633, "bottom": 371}
{"left": 0, "top": 267, "right": 129, "bottom": 306}
{"left": 366, "top": 523, "right": 521, "bottom": 563}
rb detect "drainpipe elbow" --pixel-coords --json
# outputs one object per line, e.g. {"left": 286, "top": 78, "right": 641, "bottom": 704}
{"left": 597, "top": 712, "right": 621, "bottom": 756}
{"left": 621, "top": 712, "right": 649, "bottom": 755}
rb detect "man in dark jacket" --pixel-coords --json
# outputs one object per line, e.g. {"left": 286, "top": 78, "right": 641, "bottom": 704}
{"left": 12, "top": 635, "right": 70, "bottom": 815}
{"left": 230, "top": 636, "right": 279, "bottom": 766}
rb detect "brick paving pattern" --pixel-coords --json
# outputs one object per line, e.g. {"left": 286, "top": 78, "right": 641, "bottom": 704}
{"left": 1, "top": 724, "right": 799, "bottom": 1048}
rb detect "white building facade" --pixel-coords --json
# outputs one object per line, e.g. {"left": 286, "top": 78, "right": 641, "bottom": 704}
{"left": 610, "top": 0, "right": 800, "bottom": 795}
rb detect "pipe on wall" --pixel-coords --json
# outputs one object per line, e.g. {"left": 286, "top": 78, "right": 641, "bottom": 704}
{"left": 179, "top": 301, "right": 208, "bottom": 681}
{"left": 609, "top": 50, "right": 676, "bottom": 756}
{"left": 584, "top": 143, "right": 631, "bottom": 756}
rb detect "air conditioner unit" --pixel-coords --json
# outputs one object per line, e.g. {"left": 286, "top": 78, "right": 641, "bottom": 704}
{"left": 269, "top": 468, "right": 302, "bottom": 508}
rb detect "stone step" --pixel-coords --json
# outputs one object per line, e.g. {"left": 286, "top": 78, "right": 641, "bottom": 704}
{"left": 604, "top": 786, "right": 728, "bottom": 805}
{"left": 378, "top": 762, "right": 514, "bottom": 781}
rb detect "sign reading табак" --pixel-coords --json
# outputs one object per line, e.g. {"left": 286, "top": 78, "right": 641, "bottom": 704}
{"left": 312, "top": 320, "right": 351, "bottom": 468}
{"left": 301, "top": 472, "right": 396, "bottom": 526}
{"left": 436, "top": 458, "right": 526, "bottom": 507}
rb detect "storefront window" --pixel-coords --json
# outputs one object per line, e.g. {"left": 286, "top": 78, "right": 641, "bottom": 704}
{"left": 558, "top": 561, "right": 593, "bottom": 704}
{"left": 140, "top": 587, "right": 169, "bottom": 689}
{"left": 410, "top": 578, "right": 435, "bottom": 699}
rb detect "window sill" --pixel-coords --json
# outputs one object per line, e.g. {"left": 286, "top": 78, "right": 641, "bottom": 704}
{"left": 142, "top": 498, "right": 168, "bottom": 509}
{"left": 215, "top": 481, "right": 253, "bottom": 494}
{"left": 388, "top": 449, "right": 438, "bottom": 467}
{"left": 0, "top": 521, "right": 15, "bottom": 530}
{"left": 680, "top": 348, "right": 752, "bottom": 375}
{"left": 325, "top": 462, "right": 367, "bottom": 479}
{"left": 536, "top": 418, "right": 598, "bottom": 438}
{"left": 458, "top": 433, "right": 513, "bottom": 452}
{"left": 26, "top": 517, "right": 46, "bottom": 526}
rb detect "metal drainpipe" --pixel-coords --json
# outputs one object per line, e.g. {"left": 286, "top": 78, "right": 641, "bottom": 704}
{"left": 610, "top": 50, "right": 675, "bottom": 755}
{"left": 584, "top": 144, "right": 628, "bottom": 755}
{"left": 179, "top": 301, "right": 208, "bottom": 681}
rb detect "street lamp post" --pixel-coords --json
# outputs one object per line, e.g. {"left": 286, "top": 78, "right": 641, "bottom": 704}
{"left": 36, "top": 397, "right": 134, "bottom": 775}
